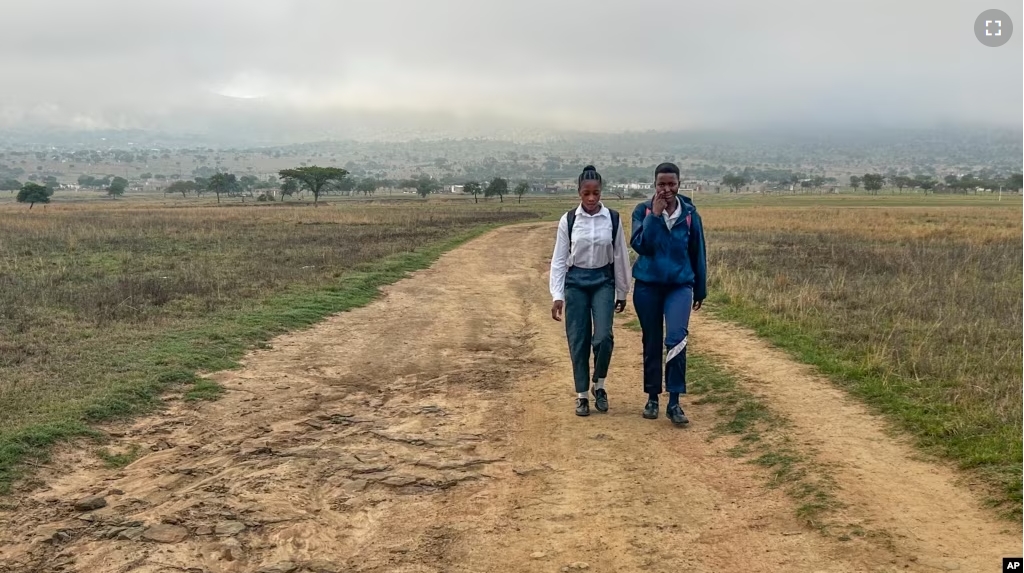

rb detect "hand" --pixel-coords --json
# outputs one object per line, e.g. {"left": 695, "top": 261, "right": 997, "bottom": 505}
{"left": 692, "top": 299, "right": 703, "bottom": 311}
{"left": 551, "top": 300, "right": 564, "bottom": 321}
{"left": 615, "top": 300, "right": 626, "bottom": 313}
{"left": 651, "top": 191, "right": 667, "bottom": 216}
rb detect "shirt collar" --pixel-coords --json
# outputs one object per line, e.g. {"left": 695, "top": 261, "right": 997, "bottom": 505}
{"left": 664, "top": 199, "right": 683, "bottom": 220}
{"left": 575, "top": 203, "right": 609, "bottom": 218}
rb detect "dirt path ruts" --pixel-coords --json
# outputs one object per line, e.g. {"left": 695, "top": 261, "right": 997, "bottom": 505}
{"left": 0, "top": 223, "right": 1014, "bottom": 573}
{"left": 692, "top": 317, "right": 1021, "bottom": 571}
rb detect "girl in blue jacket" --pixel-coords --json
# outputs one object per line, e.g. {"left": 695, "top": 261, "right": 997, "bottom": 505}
{"left": 629, "top": 162, "right": 707, "bottom": 425}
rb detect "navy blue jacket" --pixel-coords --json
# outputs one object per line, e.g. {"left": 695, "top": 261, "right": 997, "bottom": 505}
{"left": 629, "top": 196, "right": 707, "bottom": 301}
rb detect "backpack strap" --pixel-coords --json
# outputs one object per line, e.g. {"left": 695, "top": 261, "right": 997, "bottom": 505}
{"left": 565, "top": 209, "right": 576, "bottom": 269}
{"left": 566, "top": 208, "right": 620, "bottom": 275}
{"left": 565, "top": 208, "right": 576, "bottom": 245}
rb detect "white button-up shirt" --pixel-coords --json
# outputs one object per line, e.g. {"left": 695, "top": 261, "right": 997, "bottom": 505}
{"left": 663, "top": 198, "right": 683, "bottom": 230}
{"left": 549, "top": 204, "right": 632, "bottom": 302}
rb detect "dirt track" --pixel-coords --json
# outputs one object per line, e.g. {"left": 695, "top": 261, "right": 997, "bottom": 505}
{"left": 0, "top": 223, "right": 1017, "bottom": 573}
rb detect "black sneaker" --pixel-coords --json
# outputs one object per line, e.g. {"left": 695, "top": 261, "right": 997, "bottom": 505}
{"left": 642, "top": 399, "right": 659, "bottom": 419}
{"left": 576, "top": 398, "right": 590, "bottom": 417}
{"left": 667, "top": 404, "right": 689, "bottom": 426}
{"left": 592, "top": 388, "right": 609, "bottom": 412}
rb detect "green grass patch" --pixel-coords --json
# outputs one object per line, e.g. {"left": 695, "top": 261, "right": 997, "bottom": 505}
{"left": 702, "top": 203, "right": 1022, "bottom": 519}
{"left": 628, "top": 305, "right": 844, "bottom": 531}
{"left": 95, "top": 444, "right": 142, "bottom": 469}
{"left": 686, "top": 353, "right": 844, "bottom": 532}
{"left": 707, "top": 296, "right": 1023, "bottom": 519}
{"left": 0, "top": 215, "right": 527, "bottom": 493}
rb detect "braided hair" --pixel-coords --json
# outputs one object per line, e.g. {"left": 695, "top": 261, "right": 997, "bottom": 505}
{"left": 578, "top": 165, "right": 602, "bottom": 188}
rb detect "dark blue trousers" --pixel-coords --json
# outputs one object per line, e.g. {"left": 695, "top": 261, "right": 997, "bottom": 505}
{"left": 564, "top": 266, "right": 615, "bottom": 393}
{"left": 632, "top": 280, "right": 693, "bottom": 395}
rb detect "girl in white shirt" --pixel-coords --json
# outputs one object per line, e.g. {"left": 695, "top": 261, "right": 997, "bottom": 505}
{"left": 549, "top": 165, "right": 632, "bottom": 417}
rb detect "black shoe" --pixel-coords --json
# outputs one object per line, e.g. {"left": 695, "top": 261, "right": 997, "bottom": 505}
{"left": 576, "top": 398, "right": 590, "bottom": 417}
{"left": 592, "top": 388, "right": 608, "bottom": 412}
{"left": 643, "top": 399, "right": 659, "bottom": 419}
{"left": 667, "top": 404, "right": 689, "bottom": 426}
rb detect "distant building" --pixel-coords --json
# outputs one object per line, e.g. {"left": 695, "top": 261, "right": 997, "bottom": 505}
{"left": 447, "top": 184, "right": 465, "bottom": 194}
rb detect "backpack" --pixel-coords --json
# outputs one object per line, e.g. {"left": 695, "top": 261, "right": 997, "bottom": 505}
{"left": 565, "top": 208, "right": 620, "bottom": 274}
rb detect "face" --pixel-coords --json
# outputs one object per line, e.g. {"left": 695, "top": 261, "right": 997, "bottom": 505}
{"left": 578, "top": 180, "right": 602, "bottom": 212}
{"left": 656, "top": 172, "right": 680, "bottom": 199}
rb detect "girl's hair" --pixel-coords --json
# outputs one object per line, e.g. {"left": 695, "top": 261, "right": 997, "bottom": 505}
{"left": 578, "top": 165, "right": 602, "bottom": 187}
{"left": 654, "top": 162, "right": 681, "bottom": 178}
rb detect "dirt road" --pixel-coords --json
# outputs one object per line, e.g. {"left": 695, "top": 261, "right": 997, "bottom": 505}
{"left": 0, "top": 223, "right": 1017, "bottom": 573}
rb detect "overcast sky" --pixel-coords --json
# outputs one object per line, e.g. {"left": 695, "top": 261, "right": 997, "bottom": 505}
{"left": 1, "top": 0, "right": 1020, "bottom": 137}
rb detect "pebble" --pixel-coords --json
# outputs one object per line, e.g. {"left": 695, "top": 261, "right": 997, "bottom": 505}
{"left": 151, "top": 439, "right": 174, "bottom": 451}
{"left": 530, "top": 552, "right": 547, "bottom": 559}
{"left": 109, "top": 488, "right": 125, "bottom": 496}
{"left": 73, "top": 496, "right": 107, "bottom": 512}
{"left": 194, "top": 525, "right": 214, "bottom": 536}
{"left": 382, "top": 475, "right": 418, "bottom": 487}
{"left": 117, "top": 527, "right": 145, "bottom": 541}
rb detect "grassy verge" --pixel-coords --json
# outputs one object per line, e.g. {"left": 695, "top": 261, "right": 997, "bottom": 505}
{"left": 0, "top": 219, "right": 515, "bottom": 492}
{"left": 707, "top": 296, "right": 1021, "bottom": 518}
{"left": 701, "top": 202, "right": 1022, "bottom": 518}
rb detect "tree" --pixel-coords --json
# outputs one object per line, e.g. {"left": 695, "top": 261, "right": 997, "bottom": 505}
{"left": 403, "top": 174, "right": 440, "bottom": 198}
{"left": 611, "top": 181, "right": 627, "bottom": 199}
{"left": 722, "top": 174, "right": 747, "bottom": 193}
{"left": 206, "top": 172, "right": 237, "bottom": 204}
{"left": 331, "top": 174, "right": 357, "bottom": 196}
{"left": 356, "top": 178, "right": 378, "bottom": 196}
{"left": 278, "top": 166, "right": 348, "bottom": 205}
{"left": 107, "top": 176, "right": 128, "bottom": 198}
{"left": 43, "top": 175, "right": 59, "bottom": 188}
{"left": 1005, "top": 173, "right": 1023, "bottom": 193}
{"left": 849, "top": 175, "right": 861, "bottom": 191}
{"left": 485, "top": 177, "right": 508, "bottom": 202}
{"left": 862, "top": 173, "right": 884, "bottom": 194}
{"left": 280, "top": 178, "right": 299, "bottom": 200}
{"left": 464, "top": 181, "right": 482, "bottom": 203}
{"left": 893, "top": 175, "right": 911, "bottom": 194}
{"left": 513, "top": 181, "right": 530, "bottom": 204}
{"left": 239, "top": 175, "right": 259, "bottom": 193}
{"left": 167, "top": 180, "right": 197, "bottom": 199}
{"left": 0, "top": 178, "right": 21, "bottom": 193}
{"left": 141, "top": 172, "right": 153, "bottom": 180}
{"left": 17, "top": 182, "right": 52, "bottom": 209}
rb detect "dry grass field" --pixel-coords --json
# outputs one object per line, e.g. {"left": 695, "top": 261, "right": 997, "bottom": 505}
{"left": 700, "top": 198, "right": 1023, "bottom": 512}
{"left": 0, "top": 198, "right": 543, "bottom": 489}
{"left": 1, "top": 192, "right": 1020, "bottom": 517}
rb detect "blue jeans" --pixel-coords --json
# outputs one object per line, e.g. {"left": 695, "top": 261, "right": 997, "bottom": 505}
{"left": 564, "top": 266, "right": 616, "bottom": 393}
{"left": 632, "top": 281, "right": 692, "bottom": 395}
